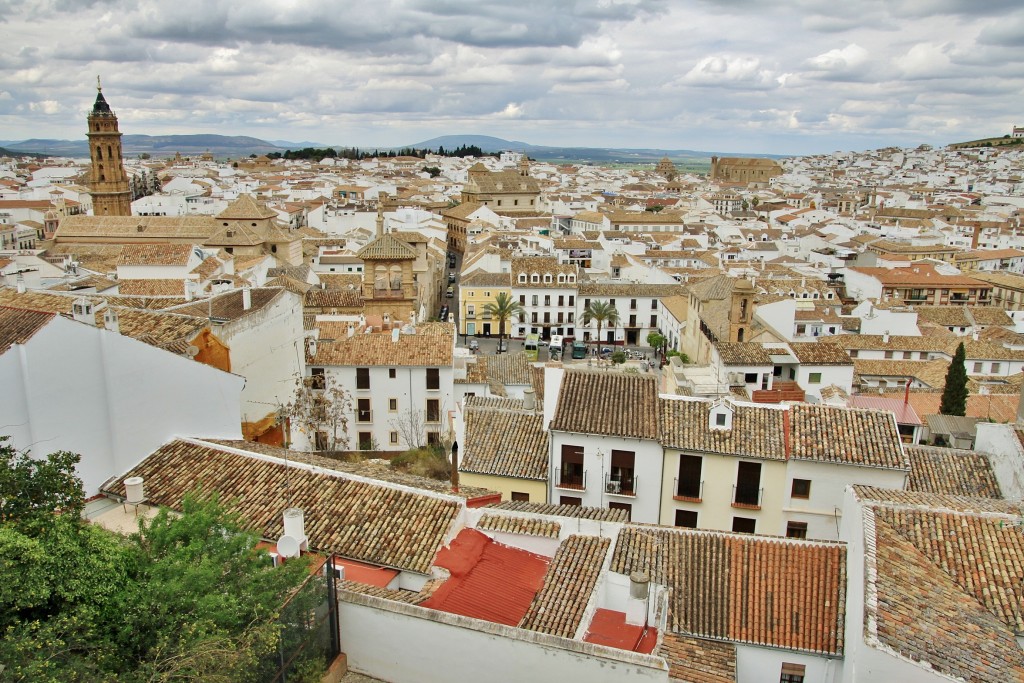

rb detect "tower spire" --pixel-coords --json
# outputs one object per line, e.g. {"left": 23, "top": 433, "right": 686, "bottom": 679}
{"left": 97, "top": 75, "right": 102, "bottom": 92}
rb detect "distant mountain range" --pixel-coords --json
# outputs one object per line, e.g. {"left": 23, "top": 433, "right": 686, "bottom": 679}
{"left": 0, "top": 133, "right": 786, "bottom": 164}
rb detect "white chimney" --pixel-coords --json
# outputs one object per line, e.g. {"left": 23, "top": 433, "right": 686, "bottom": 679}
{"left": 347, "top": 322, "right": 355, "bottom": 338}
{"left": 283, "top": 508, "right": 307, "bottom": 549}
{"left": 242, "top": 287, "right": 252, "bottom": 311}
{"left": 71, "top": 297, "right": 96, "bottom": 326}
{"left": 103, "top": 308, "right": 120, "bottom": 335}
{"left": 124, "top": 476, "right": 145, "bottom": 505}
{"left": 16, "top": 273, "right": 26, "bottom": 294}
{"left": 625, "top": 571, "right": 650, "bottom": 626}
{"left": 384, "top": 313, "right": 392, "bottom": 328}
{"left": 882, "top": 330, "right": 890, "bottom": 344}
{"left": 523, "top": 388, "right": 536, "bottom": 411}
{"left": 184, "top": 280, "right": 194, "bottom": 301}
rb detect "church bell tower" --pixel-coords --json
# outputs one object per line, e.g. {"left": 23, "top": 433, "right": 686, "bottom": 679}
{"left": 87, "top": 78, "right": 132, "bottom": 216}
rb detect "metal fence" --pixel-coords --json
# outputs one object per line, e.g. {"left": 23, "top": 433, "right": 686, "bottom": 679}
{"left": 256, "top": 558, "right": 340, "bottom": 683}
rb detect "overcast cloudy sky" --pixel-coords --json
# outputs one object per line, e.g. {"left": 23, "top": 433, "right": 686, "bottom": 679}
{"left": 1, "top": 0, "right": 1022, "bottom": 155}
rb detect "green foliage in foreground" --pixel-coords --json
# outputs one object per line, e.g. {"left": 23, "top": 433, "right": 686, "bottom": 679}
{"left": 0, "top": 438, "right": 313, "bottom": 682}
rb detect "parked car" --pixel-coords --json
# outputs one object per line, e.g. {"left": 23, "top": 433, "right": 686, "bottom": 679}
{"left": 446, "top": 286, "right": 454, "bottom": 298}
{"left": 448, "top": 272, "right": 456, "bottom": 283}
{"left": 469, "top": 339, "right": 479, "bottom": 351}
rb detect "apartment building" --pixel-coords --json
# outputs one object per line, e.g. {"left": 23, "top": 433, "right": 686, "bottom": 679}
{"left": 510, "top": 256, "right": 579, "bottom": 341}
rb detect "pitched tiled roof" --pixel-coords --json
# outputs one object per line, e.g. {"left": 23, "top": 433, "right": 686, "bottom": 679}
{"left": 489, "top": 501, "right": 629, "bottom": 522}
{"left": 659, "top": 398, "right": 787, "bottom": 460}
{"left": 906, "top": 445, "right": 1002, "bottom": 498}
{"left": 786, "top": 341, "right": 852, "bottom": 365}
{"left": 461, "top": 405, "right": 548, "bottom": 480}
{"left": 551, "top": 370, "right": 659, "bottom": 439}
{"left": 0, "top": 306, "right": 54, "bottom": 354}
{"left": 789, "top": 404, "right": 908, "bottom": 470}
{"left": 867, "top": 507, "right": 1024, "bottom": 681}
{"left": 476, "top": 513, "right": 560, "bottom": 539}
{"left": 103, "top": 439, "right": 461, "bottom": 573}
{"left": 356, "top": 233, "right": 417, "bottom": 260}
{"left": 117, "top": 279, "right": 186, "bottom": 297}
{"left": 611, "top": 526, "right": 846, "bottom": 655}
{"left": 658, "top": 633, "right": 736, "bottom": 683}
{"left": 216, "top": 194, "right": 277, "bottom": 220}
{"left": 520, "top": 535, "right": 610, "bottom": 638}
{"left": 714, "top": 342, "right": 773, "bottom": 366}
{"left": 169, "top": 287, "right": 284, "bottom": 321}
{"left": 118, "top": 242, "right": 195, "bottom": 266}
{"left": 311, "top": 326, "right": 453, "bottom": 367}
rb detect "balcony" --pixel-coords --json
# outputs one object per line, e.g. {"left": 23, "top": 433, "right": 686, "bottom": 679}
{"left": 732, "top": 484, "right": 763, "bottom": 509}
{"left": 673, "top": 478, "right": 703, "bottom": 502}
{"left": 605, "top": 473, "right": 637, "bottom": 497}
{"left": 555, "top": 467, "right": 586, "bottom": 491}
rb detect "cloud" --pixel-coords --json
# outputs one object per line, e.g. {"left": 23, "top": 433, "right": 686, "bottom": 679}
{"left": 803, "top": 44, "right": 873, "bottom": 81}
{"left": 676, "top": 55, "right": 778, "bottom": 89}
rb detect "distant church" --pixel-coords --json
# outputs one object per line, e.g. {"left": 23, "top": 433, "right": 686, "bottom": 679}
{"left": 86, "top": 79, "right": 133, "bottom": 216}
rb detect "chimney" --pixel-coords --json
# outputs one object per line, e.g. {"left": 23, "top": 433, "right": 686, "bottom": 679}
{"left": 523, "top": 388, "right": 536, "bottom": 411}
{"left": 71, "top": 297, "right": 96, "bottom": 326}
{"left": 282, "top": 508, "right": 308, "bottom": 550}
{"left": 103, "top": 308, "right": 120, "bottom": 335}
{"left": 625, "top": 571, "right": 650, "bottom": 626}
{"left": 882, "top": 330, "right": 890, "bottom": 344}
{"left": 16, "top": 273, "right": 25, "bottom": 294}
{"left": 384, "top": 313, "right": 392, "bottom": 328}
{"left": 347, "top": 322, "right": 355, "bottom": 338}
{"left": 184, "top": 280, "right": 193, "bottom": 301}
{"left": 242, "top": 287, "right": 252, "bottom": 311}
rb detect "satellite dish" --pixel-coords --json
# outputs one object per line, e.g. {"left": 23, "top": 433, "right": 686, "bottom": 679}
{"left": 276, "top": 534, "right": 301, "bottom": 559}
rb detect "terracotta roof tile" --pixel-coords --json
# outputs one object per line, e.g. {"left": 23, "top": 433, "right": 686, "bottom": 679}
{"left": 477, "top": 513, "right": 560, "bottom": 539}
{"left": 551, "top": 370, "right": 659, "bottom": 439}
{"left": 714, "top": 342, "right": 773, "bottom": 366}
{"left": 103, "top": 439, "right": 461, "bottom": 573}
{"left": 906, "top": 445, "right": 1002, "bottom": 498}
{"left": 0, "top": 306, "right": 54, "bottom": 353}
{"left": 610, "top": 526, "right": 846, "bottom": 655}
{"left": 658, "top": 633, "right": 736, "bottom": 683}
{"left": 659, "top": 398, "right": 787, "bottom": 460}
{"left": 311, "top": 325, "right": 453, "bottom": 367}
{"left": 461, "top": 405, "right": 548, "bottom": 480}
{"left": 790, "top": 404, "right": 908, "bottom": 470}
{"left": 520, "top": 535, "right": 610, "bottom": 638}
{"left": 117, "top": 242, "right": 195, "bottom": 266}
{"left": 786, "top": 341, "right": 853, "bottom": 366}
{"left": 489, "top": 500, "right": 629, "bottom": 522}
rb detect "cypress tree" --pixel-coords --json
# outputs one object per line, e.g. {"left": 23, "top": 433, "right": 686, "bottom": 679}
{"left": 939, "top": 341, "right": 968, "bottom": 416}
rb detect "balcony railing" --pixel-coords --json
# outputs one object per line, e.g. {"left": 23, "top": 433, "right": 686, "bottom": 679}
{"left": 605, "top": 473, "right": 637, "bottom": 497}
{"left": 732, "top": 484, "right": 763, "bottom": 509}
{"left": 674, "top": 478, "right": 703, "bottom": 502}
{"left": 555, "top": 467, "right": 586, "bottom": 491}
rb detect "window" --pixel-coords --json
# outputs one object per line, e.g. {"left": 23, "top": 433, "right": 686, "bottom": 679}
{"left": 511, "top": 491, "right": 530, "bottom": 502}
{"left": 676, "top": 454, "right": 702, "bottom": 499}
{"left": 791, "top": 478, "right": 811, "bottom": 499}
{"left": 607, "top": 500, "right": 633, "bottom": 520}
{"left": 780, "top": 663, "right": 806, "bottom": 683}
{"left": 732, "top": 517, "right": 756, "bottom": 534}
{"left": 744, "top": 372, "right": 758, "bottom": 384}
{"left": 389, "top": 367, "right": 397, "bottom": 379}
{"left": 808, "top": 372, "right": 822, "bottom": 384}
{"left": 427, "top": 431, "right": 440, "bottom": 446}
{"left": 652, "top": 300, "right": 658, "bottom": 310}
{"left": 559, "top": 445, "right": 585, "bottom": 489}
{"left": 786, "top": 522, "right": 808, "bottom": 539}
{"left": 389, "top": 398, "right": 398, "bottom": 412}
{"left": 650, "top": 315, "right": 658, "bottom": 327}
{"left": 973, "top": 362, "right": 983, "bottom": 372}
{"left": 568, "top": 295, "right": 575, "bottom": 306}
{"left": 558, "top": 295, "right": 564, "bottom": 306}
{"left": 560, "top": 496, "right": 582, "bottom": 506}
{"left": 389, "top": 431, "right": 399, "bottom": 445}
{"left": 519, "top": 273, "right": 527, "bottom": 283}
{"left": 520, "top": 295, "right": 526, "bottom": 305}
{"left": 992, "top": 362, "right": 1001, "bottom": 373}
{"left": 675, "top": 509, "right": 697, "bottom": 528}
{"left": 734, "top": 461, "right": 761, "bottom": 507}
{"left": 426, "top": 399, "right": 440, "bottom": 423}
{"left": 609, "top": 450, "right": 635, "bottom": 495}
{"left": 356, "top": 367, "right": 370, "bottom": 390}
{"left": 544, "top": 295, "right": 551, "bottom": 306}
{"left": 531, "top": 274, "right": 539, "bottom": 283}
{"left": 309, "top": 367, "right": 325, "bottom": 390}
{"left": 630, "top": 299, "right": 638, "bottom": 310}
{"left": 357, "top": 398, "right": 371, "bottom": 422}
{"left": 715, "top": 413, "right": 727, "bottom": 427}
{"left": 426, "top": 368, "right": 440, "bottom": 390}
{"left": 358, "top": 432, "right": 373, "bottom": 450}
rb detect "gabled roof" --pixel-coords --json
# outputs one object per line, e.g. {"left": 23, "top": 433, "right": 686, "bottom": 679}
{"left": 103, "top": 439, "right": 461, "bottom": 574}
{"left": 520, "top": 535, "right": 610, "bottom": 639}
{"left": 356, "top": 232, "right": 417, "bottom": 260}
{"left": 215, "top": 194, "right": 277, "bottom": 220}
{"left": 461, "top": 403, "right": 548, "bottom": 481}
{"left": 659, "top": 397, "right": 787, "bottom": 460}
{"left": 905, "top": 445, "right": 1001, "bottom": 498}
{"left": 790, "top": 404, "right": 907, "bottom": 470}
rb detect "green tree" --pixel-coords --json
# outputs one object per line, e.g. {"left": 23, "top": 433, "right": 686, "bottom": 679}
{"left": 0, "top": 437, "right": 84, "bottom": 528}
{"left": 483, "top": 292, "right": 524, "bottom": 354}
{"left": 584, "top": 299, "right": 620, "bottom": 348}
{"left": 939, "top": 342, "right": 969, "bottom": 416}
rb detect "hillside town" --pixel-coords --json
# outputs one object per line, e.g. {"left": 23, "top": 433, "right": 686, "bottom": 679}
{"left": 5, "top": 86, "right": 1024, "bottom": 682}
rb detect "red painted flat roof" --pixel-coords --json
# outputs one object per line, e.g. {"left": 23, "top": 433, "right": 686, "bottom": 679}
{"left": 583, "top": 608, "right": 658, "bottom": 654}
{"left": 420, "top": 528, "right": 549, "bottom": 626}
{"left": 333, "top": 557, "right": 400, "bottom": 588}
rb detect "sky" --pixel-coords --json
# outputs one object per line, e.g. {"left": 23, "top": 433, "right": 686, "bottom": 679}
{"left": 0, "top": 0, "right": 1022, "bottom": 156}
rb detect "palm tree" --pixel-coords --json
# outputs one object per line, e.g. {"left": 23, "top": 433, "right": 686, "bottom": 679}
{"left": 483, "top": 292, "right": 524, "bottom": 354}
{"left": 583, "top": 300, "right": 620, "bottom": 351}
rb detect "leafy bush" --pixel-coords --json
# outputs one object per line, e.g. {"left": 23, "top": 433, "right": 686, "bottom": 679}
{"left": 611, "top": 351, "right": 627, "bottom": 364}
{"left": 390, "top": 447, "right": 451, "bottom": 480}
